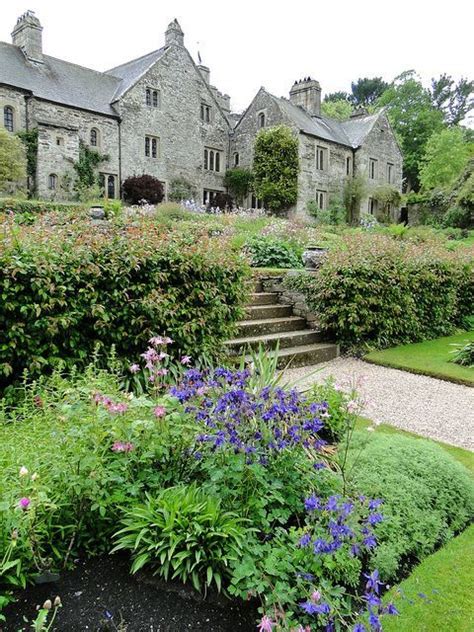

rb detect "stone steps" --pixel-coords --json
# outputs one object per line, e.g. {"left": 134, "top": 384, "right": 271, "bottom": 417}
{"left": 225, "top": 281, "right": 340, "bottom": 369}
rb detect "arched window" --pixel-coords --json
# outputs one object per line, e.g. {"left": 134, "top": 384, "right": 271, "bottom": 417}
{"left": 258, "top": 112, "right": 265, "bottom": 128}
{"left": 48, "top": 174, "right": 57, "bottom": 190}
{"left": 233, "top": 152, "right": 239, "bottom": 167}
{"left": 4, "top": 106, "right": 14, "bottom": 132}
{"left": 146, "top": 88, "right": 151, "bottom": 106}
{"left": 90, "top": 128, "right": 99, "bottom": 147}
{"left": 204, "top": 149, "right": 208, "bottom": 170}
{"left": 209, "top": 150, "right": 214, "bottom": 171}
{"left": 215, "top": 152, "right": 220, "bottom": 172}
{"left": 107, "top": 175, "right": 115, "bottom": 199}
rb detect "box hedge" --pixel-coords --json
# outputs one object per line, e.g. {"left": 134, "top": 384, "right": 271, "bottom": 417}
{"left": 286, "top": 234, "right": 473, "bottom": 350}
{"left": 0, "top": 218, "right": 249, "bottom": 386}
{"left": 0, "top": 198, "right": 85, "bottom": 214}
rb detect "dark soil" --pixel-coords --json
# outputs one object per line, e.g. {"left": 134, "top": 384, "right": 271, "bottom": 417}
{"left": 2, "top": 555, "right": 257, "bottom": 631}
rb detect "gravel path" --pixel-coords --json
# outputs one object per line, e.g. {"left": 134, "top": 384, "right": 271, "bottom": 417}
{"left": 282, "top": 357, "right": 474, "bottom": 451}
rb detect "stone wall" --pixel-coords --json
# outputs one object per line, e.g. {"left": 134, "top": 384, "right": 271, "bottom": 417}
{"left": 259, "top": 271, "right": 320, "bottom": 329}
{"left": 354, "top": 113, "right": 403, "bottom": 221}
{"left": 0, "top": 85, "right": 27, "bottom": 133}
{"left": 116, "top": 43, "right": 230, "bottom": 202}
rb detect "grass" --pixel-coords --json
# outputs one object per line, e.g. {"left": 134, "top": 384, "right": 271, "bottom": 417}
{"left": 364, "top": 332, "right": 474, "bottom": 386}
{"left": 381, "top": 525, "right": 474, "bottom": 632}
{"left": 355, "top": 418, "right": 474, "bottom": 473}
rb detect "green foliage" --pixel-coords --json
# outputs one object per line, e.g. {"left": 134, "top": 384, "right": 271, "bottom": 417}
{"left": 378, "top": 71, "right": 445, "bottom": 191}
{"left": 343, "top": 175, "right": 367, "bottom": 224}
{"left": 16, "top": 128, "right": 38, "bottom": 183}
{"left": 348, "top": 433, "right": 474, "bottom": 580}
{"left": 0, "top": 219, "right": 249, "bottom": 385}
{"left": 252, "top": 125, "right": 299, "bottom": 212}
{"left": 420, "top": 127, "right": 472, "bottom": 191}
{"left": 122, "top": 174, "right": 164, "bottom": 205}
{"left": 113, "top": 484, "right": 247, "bottom": 593}
{"left": 430, "top": 73, "right": 474, "bottom": 126}
{"left": 305, "top": 378, "right": 353, "bottom": 443}
{"left": 73, "top": 141, "right": 107, "bottom": 195}
{"left": 168, "top": 177, "right": 197, "bottom": 202}
{"left": 0, "top": 198, "right": 84, "bottom": 214}
{"left": 307, "top": 195, "right": 346, "bottom": 225}
{"left": 244, "top": 235, "right": 303, "bottom": 268}
{"left": 321, "top": 100, "right": 353, "bottom": 120}
{"left": 0, "top": 127, "right": 27, "bottom": 191}
{"left": 224, "top": 168, "right": 253, "bottom": 205}
{"left": 350, "top": 77, "right": 389, "bottom": 106}
{"left": 372, "top": 185, "right": 402, "bottom": 222}
{"left": 449, "top": 340, "right": 474, "bottom": 367}
{"left": 285, "top": 234, "right": 474, "bottom": 350}
{"left": 323, "top": 91, "right": 350, "bottom": 103}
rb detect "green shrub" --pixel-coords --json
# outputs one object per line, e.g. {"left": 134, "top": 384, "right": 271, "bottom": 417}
{"left": 285, "top": 234, "right": 474, "bottom": 349}
{"left": 348, "top": 433, "right": 474, "bottom": 580}
{"left": 122, "top": 174, "right": 164, "bottom": 205}
{"left": 442, "top": 205, "right": 472, "bottom": 229}
{"left": 0, "top": 219, "right": 249, "bottom": 385}
{"left": 244, "top": 235, "right": 303, "bottom": 268}
{"left": 113, "top": 484, "right": 248, "bottom": 592}
{"left": 305, "top": 379, "right": 352, "bottom": 443}
{"left": 449, "top": 340, "right": 474, "bottom": 367}
{"left": 168, "top": 177, "right": 197, "bottom": 202}
{"left": 0, "top": 198, "right": 84, "bottom": 214}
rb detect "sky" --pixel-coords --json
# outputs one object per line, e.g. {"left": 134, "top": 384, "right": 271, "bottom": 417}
{"left": 2, "top": 0, "right": 473, "bottom": 112}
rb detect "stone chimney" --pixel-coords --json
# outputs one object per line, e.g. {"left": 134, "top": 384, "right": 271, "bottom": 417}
{"left": 289, "top": 77, "right": 321, "bottom": 117}
{"left": 350, "top": 106, "right": 370, "bottom": 118}
{"left": 165, "top": 19, "right": 184, "bottom": 46}
{"left": 198, "top": 64, "right": 210, "bottom": 84}
{"left": 12, "top": 10, "right": 44, "bottom": 63}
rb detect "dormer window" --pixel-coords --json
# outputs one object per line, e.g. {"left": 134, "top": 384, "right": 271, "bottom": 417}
{"left": 200, "top": 103, "right": 211, "bottom": 122}
{"left": 258, "top": 112, "right": 266, "bottom": 128}
{"left": 3, "top": 106, "right": 14, "bottom": 132}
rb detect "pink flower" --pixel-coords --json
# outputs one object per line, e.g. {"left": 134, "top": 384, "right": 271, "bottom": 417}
{"left": 108, "top": 402, "right": 128, "bottom": 414}
{"left": 18, "top": 497, "right": 31, "bottom": 510}
{"left": 180, "top": 355, "right": 191, "bottom": 365}
{"left": 257, "top": 615, "right": 274, "bottom": 632}
{"left": 111, "top": 441, "right": 135, "bottom": 453}
{"left": 311, "top": 590, "right": 321, "bottom": 602}
{"left": 149, "top": 336, "right": 164, "bottom": 347}
{"left": 153, "top": 406, "right": 166, "bottom": 418}
{"left": 347, "top": 400, "right": 359, "bottom": 414}
{"left": 129, "top": 363, "right": 140, "bottom": 374}
{"left": 158, "top": 351, "right": 169, "bottom": 360}
{"left": 156, "top": 368, "right": 168, "bottom": 376}
{"left": 163, "top": 336, "right": 173, "bottom": 345}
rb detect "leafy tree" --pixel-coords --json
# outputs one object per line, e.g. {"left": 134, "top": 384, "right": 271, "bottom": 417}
{"left": 323, "top": 91, "right": 350, "bottom": 103}
{"left": 321, "top": 99, "right": 353, "bottom": 120}
{"left": 350, "top": 77, "right": 389, "bottom": 106}
{"left": 0, "top": 126, "right": 27, "bottom": 191}
{"left": 378, "top": 71, "right": 444, "bottom": 191}
{"left": 419, "top": 127, "right": 472, "bottom": 191}
{"left": 430, "top": 74, "right": 474, "bottom": 126}
{"left": 252, "top": 126, "right": 299, "bottom": 212}
{"left": 224, "top": 168, "right": 253, "bottom": 205}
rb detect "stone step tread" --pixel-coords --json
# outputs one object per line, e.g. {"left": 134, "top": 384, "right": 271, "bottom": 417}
{"left": 241, "top": 342, "right": 338, "bottom": 366}
{"left": 225, "top": 329, "right": 320, "bottom": 347}
{"left": 249, "top": 292, "right": 279, "bottom": 299}
{"left": 237, "top": 316, "right": 307, "bottom": 327}
{"left": 246, "top": 303, "right": 292, "bottom": 310}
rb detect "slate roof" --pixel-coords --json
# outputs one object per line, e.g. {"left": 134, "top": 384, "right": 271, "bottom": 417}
{"left": 0, "top": 41, "right": 121, "bottom": 116}
{"left": 268, "top": 91, "right": 380, "bottom": 149}
{"left": 105, "top": 47, "right": 167, "bottom": 101}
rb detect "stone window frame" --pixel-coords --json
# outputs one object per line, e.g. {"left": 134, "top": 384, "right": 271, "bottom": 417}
{"left": 257, "top": 110, "right": 266, "bottom": 129}
{"left": 146, "top": 87, "right": 161, "bottom": 108}
{"left": 250, "top": 194, "right": 264, "bottom": 210}
{"left": 316, "top": 189, "right": 327, "bottom": 210}
{"left": 3, "top": 105, "right": 14, "bottom": 132}
{"left": 48, "top": 173, "right": 58, "bottom": 191}
{"left": 145, "top": 135, "right": 160, "bottom": 159}
{"left": 56, "top": 136, "right": 64, "bottom": 147}
{"left": 233, "top": 152, "right": 240, "bottom": 167}
{"left": 90, "top": 127, "right": 100, "bottom": 148}
{"left": 369, "top": 158, "right": 378, "bottom": 180}
{"left": 204, "top": 147, "right": 223, "bottom": 173}
{"left": 99, "top": 172, "right": 119, "bottom": 199}
{"left": 387, "top": 162, "right": 394, "bottom": 184}
{"left": 316, "top": 145, "right": 328, "bottom": 171}
{"left": 200, "top": 103, "right": 211, "bottom": 123}
{"left": 368, "top": 197, "right": 378, "bottom": 215}
{"left": 346, "top": 155, "right": 352, "bottom": 176}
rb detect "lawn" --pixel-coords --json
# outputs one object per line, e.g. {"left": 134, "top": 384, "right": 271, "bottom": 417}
{"left": 382, "top": 525, "right": 474, "bottom": 632}
{"left": 364, "top": 332, "right": 474, "bottom": 386}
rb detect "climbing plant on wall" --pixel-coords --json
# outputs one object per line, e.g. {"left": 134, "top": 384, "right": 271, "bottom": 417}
{"left": 73, "top": 141, "right": 108, "bottom": 198}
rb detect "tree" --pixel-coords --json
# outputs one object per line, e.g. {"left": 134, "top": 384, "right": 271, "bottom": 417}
{"left": 224, "top": 168, "right": 253, "bottom": 205}
{"left": 419, "top": 127, "right": 472, "bottom": 191}
{"left": 321, "top": 99, "right": 353, "bottom": 120}
{"left": 0, "top": 126, "right": 27, "bottom": 191}
{"left": 430, "top": 74, "right": 474, "bottom": 126}
{"left": 324, "top": 91, "right": 350, "bottom": 103}
{"left": 122, "top": 174, "right": 164, "bottom": 204}
{"left": 350, "top": 77, "right": 389, "bottom": 106}
{"left": 377, "top": 71, "right": 445, "bottom": 191}
{"left": 252, "top": 126, "right": 299, "bottom": 212}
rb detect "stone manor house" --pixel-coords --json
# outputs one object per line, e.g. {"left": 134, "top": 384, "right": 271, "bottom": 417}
{"left": 0, "top": 11, "right": 403, "bottom": 217}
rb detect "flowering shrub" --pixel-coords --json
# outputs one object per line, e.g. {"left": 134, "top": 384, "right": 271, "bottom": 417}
{"left": 0, "top": 218, "right": 249, "bottom": 385}
{"left": 286, "top": 234, "right": 474, "bottom": 349}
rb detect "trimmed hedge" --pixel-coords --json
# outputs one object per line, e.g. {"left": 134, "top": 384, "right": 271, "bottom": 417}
{"left": 286, "top": 234, "right": 473, "bottom": 350}
{"left": 0, "top": 198, "right": 85, "bottom": 214}
{"left": 0, "top": 219, "right": 249, "bottom": 386}
{"left": 349, "top": 433, "right": 474, "bottom": 580}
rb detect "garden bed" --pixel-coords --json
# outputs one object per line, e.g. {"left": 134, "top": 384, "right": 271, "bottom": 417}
{"left": 364, "top": 332, "right": 474, "bottom": 386}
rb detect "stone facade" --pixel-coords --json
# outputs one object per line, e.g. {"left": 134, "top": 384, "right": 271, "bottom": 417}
{"left": 1, "top": 11, "right": 403, "bottom": 212}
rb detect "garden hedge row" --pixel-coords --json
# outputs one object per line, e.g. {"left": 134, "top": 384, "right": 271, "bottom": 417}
{"left": 0, "top": 219, "right": 249, "bottom": 385}
{"left": 0, "top": 198, "right": 85, "bottom": 214}
{"left": 286, "top": 234, "right": 473, "bottom": 350}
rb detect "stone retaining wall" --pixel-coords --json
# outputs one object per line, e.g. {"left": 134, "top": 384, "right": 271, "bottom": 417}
{"left": 258, "top": 271, "right": 320, "bottom": 329}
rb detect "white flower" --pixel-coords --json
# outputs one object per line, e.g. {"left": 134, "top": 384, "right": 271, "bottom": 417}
{"left": 19, "top": 466, "right": 29, "bottom": 477}
{"left": 31, "top": 472, "right": 39, "bottom": 481}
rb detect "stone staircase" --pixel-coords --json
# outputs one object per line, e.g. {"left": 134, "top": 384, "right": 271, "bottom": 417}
{"left": 225, "top": 280, "right": 339, "bottom": 369}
